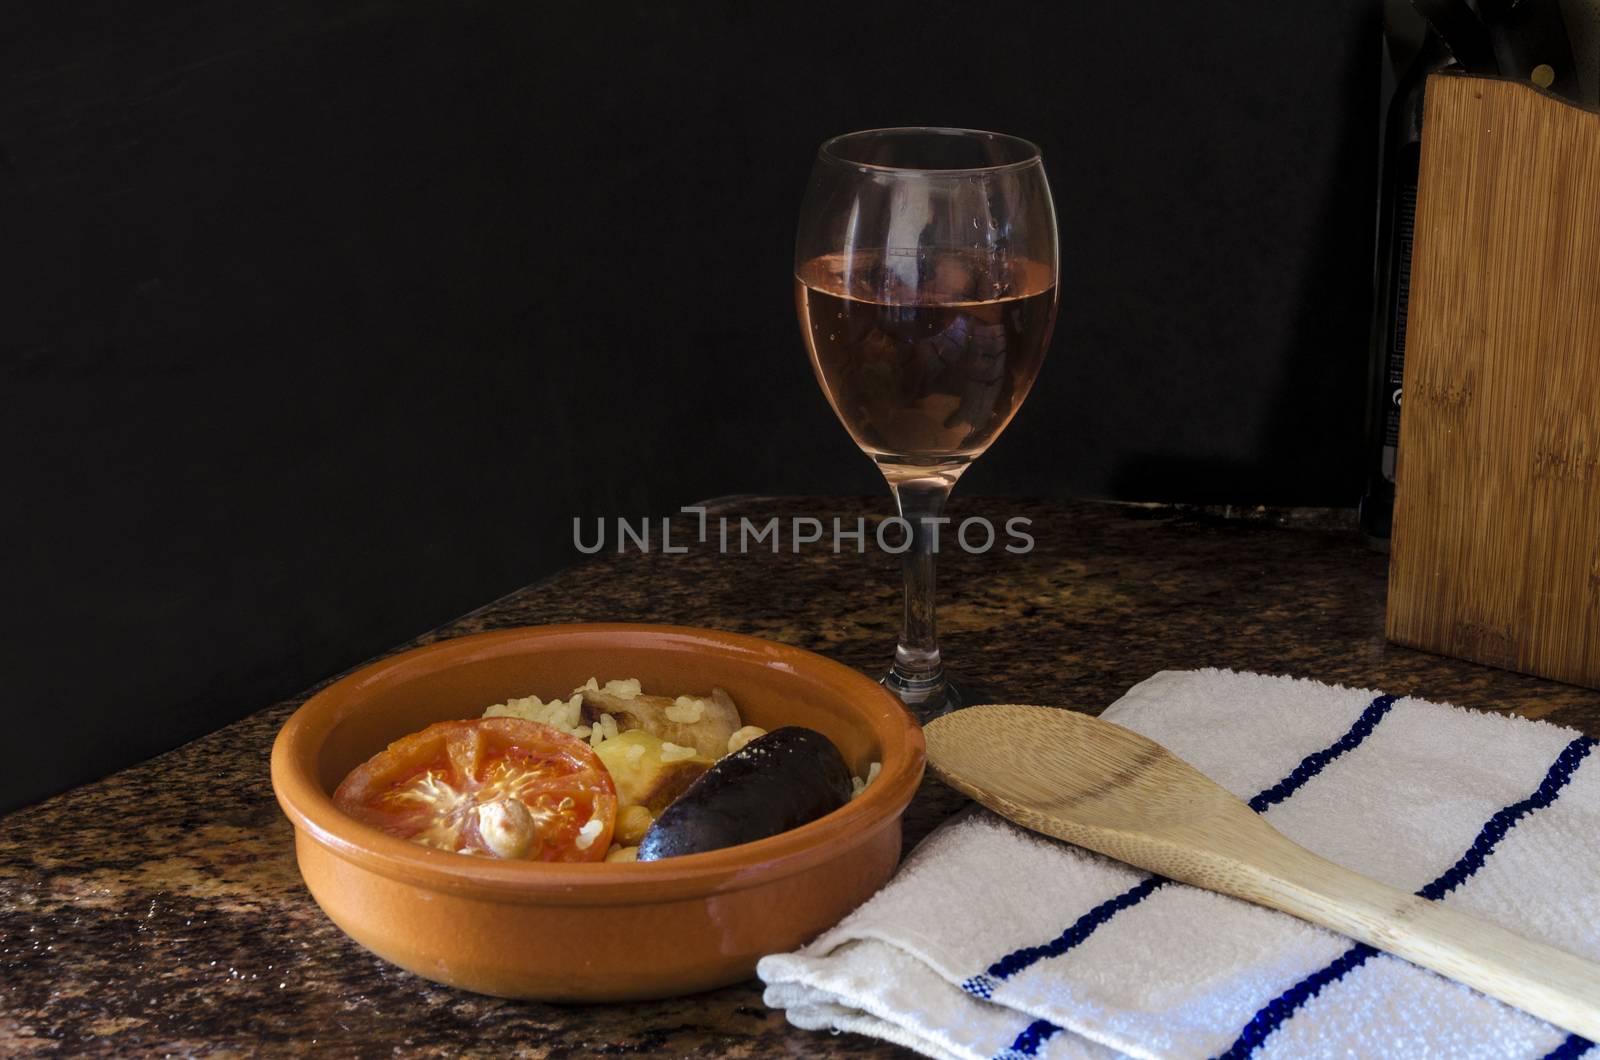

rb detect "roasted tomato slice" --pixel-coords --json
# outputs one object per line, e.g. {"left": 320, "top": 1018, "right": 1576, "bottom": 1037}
{"left": 333, "top": 718, "right": 616, "bottom": 862}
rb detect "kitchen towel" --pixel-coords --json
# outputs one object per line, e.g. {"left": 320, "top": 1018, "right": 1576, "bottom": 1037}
{"left": 758, "top": 669, "right": 1600, "bottom": 1059}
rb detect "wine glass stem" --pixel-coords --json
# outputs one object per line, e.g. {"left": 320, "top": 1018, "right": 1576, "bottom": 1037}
{"left": 886, "top": 474, "right": 955, "bottom": 704}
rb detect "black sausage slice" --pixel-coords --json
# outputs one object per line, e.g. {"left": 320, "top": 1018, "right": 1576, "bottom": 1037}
{"left": 636, "top": 727, "right": 853, "bottom": 860}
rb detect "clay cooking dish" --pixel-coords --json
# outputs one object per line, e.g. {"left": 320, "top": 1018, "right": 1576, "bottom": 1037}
{"left": 270, "top": 624, "right": 925, "bottom": 1001}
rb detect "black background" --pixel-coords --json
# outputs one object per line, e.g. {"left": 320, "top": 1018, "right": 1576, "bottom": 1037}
{"left": 3, "top": 0, "right": 1379, "bottom": 812}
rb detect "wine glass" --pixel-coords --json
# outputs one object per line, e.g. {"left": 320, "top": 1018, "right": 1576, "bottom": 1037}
{"left": 795, "top": 127, "right": 1059, "bottom": 719}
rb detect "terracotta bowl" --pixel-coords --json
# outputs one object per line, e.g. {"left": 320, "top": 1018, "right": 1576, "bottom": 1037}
{"left": 270, "top": 624, "right": 924, "bottom": 1001}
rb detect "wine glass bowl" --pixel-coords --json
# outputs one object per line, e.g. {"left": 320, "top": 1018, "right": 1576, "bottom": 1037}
{"left": 794, "top": 128, "right": 1059, "bottom": 716}
{"left": 794, "top": 249, "right": 1055, "bottom": 470}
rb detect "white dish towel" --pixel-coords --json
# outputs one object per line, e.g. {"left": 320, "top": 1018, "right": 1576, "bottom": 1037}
{"left": 758, "top": 669, "right": 1600, "bottom": 1060}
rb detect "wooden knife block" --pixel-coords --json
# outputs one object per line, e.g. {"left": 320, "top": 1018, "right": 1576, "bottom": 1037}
{"left": 1388, "top": 73, "right": 1600, "bottom": 689}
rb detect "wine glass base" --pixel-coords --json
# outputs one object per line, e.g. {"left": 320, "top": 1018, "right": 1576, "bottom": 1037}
{"left": 880, "top": 671, "right": 1009, "bottom": 723}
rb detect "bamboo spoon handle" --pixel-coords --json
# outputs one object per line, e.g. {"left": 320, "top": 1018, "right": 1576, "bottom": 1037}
{"left": 1245, "top": 851, "right": 1600, "bottom": 1040}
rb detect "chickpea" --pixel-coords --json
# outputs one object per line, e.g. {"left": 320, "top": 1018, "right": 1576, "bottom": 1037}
{"left": 476, "top": 798, "right": 535, "bottom": 859}
{"left": 615, "top": 804, "right": 654, "bottom": 845}
{"left": 727, "top": 725, "right": 767, "bottom": 755}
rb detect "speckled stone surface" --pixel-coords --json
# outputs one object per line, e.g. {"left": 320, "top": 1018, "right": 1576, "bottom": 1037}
{"left": 3, "top": 498, "right": 1598, "bottom": 1057}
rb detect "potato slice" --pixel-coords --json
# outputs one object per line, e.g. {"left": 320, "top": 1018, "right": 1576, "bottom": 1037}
{"left": 592, "top": 730, "right": 713, "bottom": 812}
{"left": 580, "top": 686, "right": 742, "bottom": 759}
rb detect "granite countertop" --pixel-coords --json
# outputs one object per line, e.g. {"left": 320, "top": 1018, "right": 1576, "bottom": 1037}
{"left": 4, "top": 497, "right": 1598, "bottom": 1057}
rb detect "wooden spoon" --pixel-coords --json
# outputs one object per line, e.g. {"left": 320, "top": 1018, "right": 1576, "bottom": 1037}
{"left": 923, "top": 704, "right": 1600, "bottom": 1039}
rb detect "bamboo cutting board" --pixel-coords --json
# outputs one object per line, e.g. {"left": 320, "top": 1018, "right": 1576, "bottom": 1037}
{"left": 1389, "top": 73, "right": 1600, "bottom": 689}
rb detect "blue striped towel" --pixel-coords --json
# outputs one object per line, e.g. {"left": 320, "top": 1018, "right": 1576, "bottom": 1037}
{"left": 757, "top": 670, "right": 1600, "bottom": 1059}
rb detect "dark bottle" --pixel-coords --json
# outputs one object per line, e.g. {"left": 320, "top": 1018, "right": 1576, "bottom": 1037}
{"left": 1359, "top": 31, "right": 1451, "bottom": 548}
